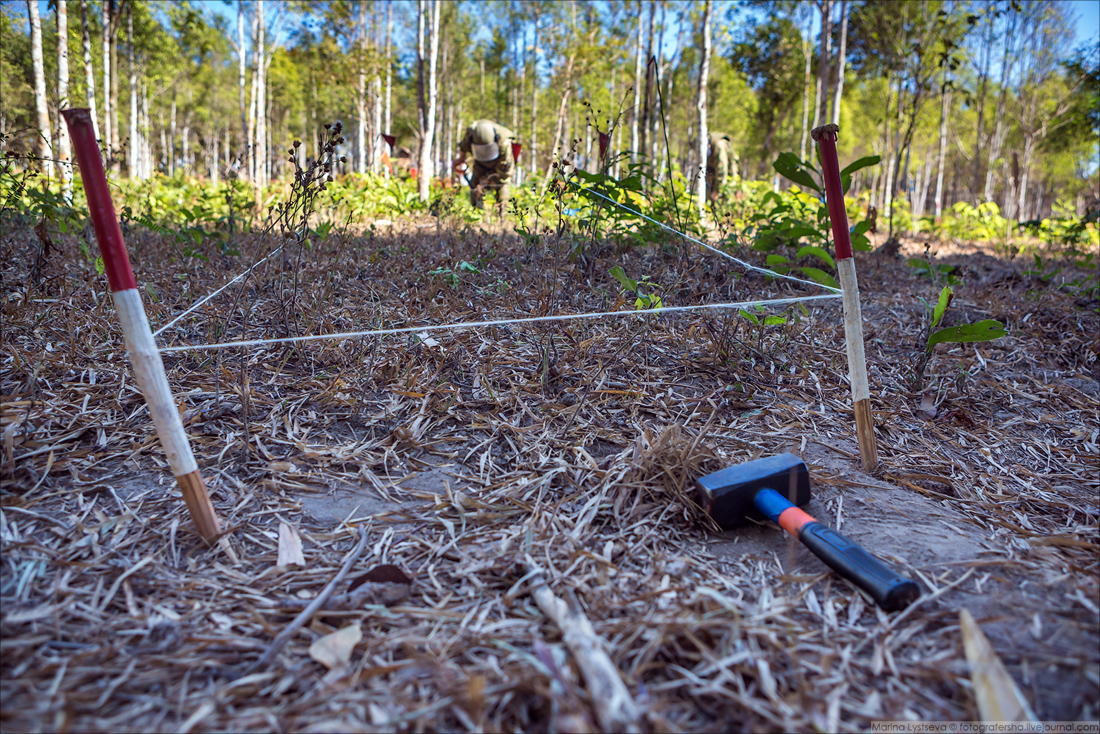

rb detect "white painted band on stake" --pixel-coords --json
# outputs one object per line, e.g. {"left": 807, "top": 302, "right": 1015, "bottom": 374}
{"left": 113, "top": 289, "right": 199, "bottom": 475}
{"left": 158, "top": 294, "right": 841, "bottom": 354}
{"left": 838, "top": 258, "right": 870, "bottom": 403}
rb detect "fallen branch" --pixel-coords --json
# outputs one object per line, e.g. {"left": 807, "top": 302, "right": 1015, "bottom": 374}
{"left": 523, "top": 556, "right": 643, "bottom": 733}
{"left": 242, "top": 528, "right": 369, "bottom": 677}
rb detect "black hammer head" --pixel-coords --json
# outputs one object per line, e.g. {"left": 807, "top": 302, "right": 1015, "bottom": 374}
{"left": 696, "top": 453, "right": 812, "bottom": 530}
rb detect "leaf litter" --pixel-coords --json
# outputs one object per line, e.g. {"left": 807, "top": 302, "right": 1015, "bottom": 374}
{"left": 1, "top": 214, "right": 1097, "bottom": 732}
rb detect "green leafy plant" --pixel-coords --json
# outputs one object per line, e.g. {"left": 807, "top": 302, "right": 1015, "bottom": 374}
{"left": 609, "top": 265, "right": 664, "bottom": 310}
{"left": 913, "top": 285, "right": 1006, "bottom": 390}
{"left": 738, "top": 152, "right": 880, "bottom": 290}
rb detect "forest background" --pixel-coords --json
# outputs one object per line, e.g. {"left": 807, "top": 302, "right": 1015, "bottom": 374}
{"left": 1, "top": 0, "right": 1098, "bottom": 237}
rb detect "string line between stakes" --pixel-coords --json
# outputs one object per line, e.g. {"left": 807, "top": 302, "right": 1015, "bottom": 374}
{"left": 159, "top": 293, "right": 841, "bottom": 354}
{"left": 152, "top": 243, "right": 285, "bottom": 338}
{"left": 567, "top": 181, "right": 841, "bottom": 294}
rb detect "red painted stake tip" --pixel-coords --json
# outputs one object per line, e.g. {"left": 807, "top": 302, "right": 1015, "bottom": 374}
{"left": 62, "top": 108, "right": 137, "bottom": 293}
{"left": 812, "top": 124, "right": 854, "bottom": 262}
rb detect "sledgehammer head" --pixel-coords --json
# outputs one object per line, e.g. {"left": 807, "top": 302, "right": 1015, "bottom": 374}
{"left": 697, "top": 453, "right": 811, "bottom": 530}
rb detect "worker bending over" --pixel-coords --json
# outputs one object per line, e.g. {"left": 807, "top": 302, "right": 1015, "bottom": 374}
{"left": 706, "top": 132, "right": 737, "bottom": 201}
{"left": 453, "top": 120, "right": 516, "bottom": 212}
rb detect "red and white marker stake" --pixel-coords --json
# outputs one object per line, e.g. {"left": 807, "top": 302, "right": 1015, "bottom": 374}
{"left": 813, "top": 124, "right": 879, "bottom": 472}
{"left": 63, "top": 108, "right": 221, "bottom": 541}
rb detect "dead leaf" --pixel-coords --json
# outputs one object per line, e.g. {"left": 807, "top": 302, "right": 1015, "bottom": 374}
{"left": 348, "top": 564, "right": 411, "bottom": 592}
{"left": 960, "top": 608, "right": 1037, "bottom": 722}
{"left": 309, "top": 623, "right": 362, "bottom": 670}
{"left": 278, "top": 521, "right": 306, "bottom": 567}
{"left": 917, "top": 393, "right": 937, "bottom": 420}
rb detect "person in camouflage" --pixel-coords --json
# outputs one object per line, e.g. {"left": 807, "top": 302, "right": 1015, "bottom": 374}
{"left": 452, "top": 120, "right": 516, "bottom": 211}
{"left": 706, "top": 132, "right": 736, "bottom": 201}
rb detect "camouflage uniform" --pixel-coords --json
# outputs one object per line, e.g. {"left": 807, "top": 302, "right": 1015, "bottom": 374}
{"left": 458, "top": 120, "right": 516, "bottom": 210}
{"left": 706, "top": 132, "right": 735, "bottom": 201}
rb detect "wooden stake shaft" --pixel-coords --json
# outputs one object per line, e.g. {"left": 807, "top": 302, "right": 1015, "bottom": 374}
{"left": 62, "top": 108, "right": 221, "bottom": 541}
{"left": 838, "top": 259, "right": 877, "bottom": 470}
{"left": 813, "top": 124, "right": 878, "bottom": 471}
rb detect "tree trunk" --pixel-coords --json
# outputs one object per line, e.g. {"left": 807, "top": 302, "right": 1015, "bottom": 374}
{"left": 28, "top": 0, "right": 53, "bottom": 176}
{"left": 169, "top": 95, "right": 176, "bottom": 176}
{"left": 140, "top": 79, "right": 150, "bottom": 178}
{"left": 372, "top": 3, "right": 383, "bottom": 175}
{"left": 799, "top": 8, "right": 812, "bottom": 161}
{"left": 57, "top": 0, "right": 73, "bottom": 201}
{"left": 79, "top": 0, "right": 100, "bottom": 145}
{"left": 357, "top": 0, "right": 367, "bottom": 174}
{"left": 695, "top": 0, "right": 711, "bottom": 218}
{"left": 530, "top": 6, "right": 540, "bottom": 173}
{"left": 128, "top": 6, "right": 137, "bottom": 178}
{"left": 811, "top": 0, "right": 831, "bottom": 132}
{"left": 384, "top": 3, "right": 393, "bottom": 130}
{"left": 257, "top": 2, "right": 267, "bottom": 189}
{"left": 238, "top": 0, "right": 247, "bottom": 178}
{"left": 933, "top": 76, "right": 951, "bottom": 219}
{"left": 416, "top": 0, "right": 440, "bottom": 202}
{"left": 630, "top": 0, "right": 644, "bottom": 163}
{"left": 984, "top": 7, "right": 1017, "bottom": 203}
{"left": 110, "top": 0, "right": 119, "bottom": 170}
{"left": 247, "top": 6, "right": 258, "bottom": 184}
{"left": 102, "top": 0, "right": 112, "bottom": 152}
{"left": 831, "top": 0, "right": 848, "bottom": 124}
{"left": 640, "top": 0, "right": 657, "bottom": 169}
{"left": 971, "top": 9, "right": 995, "bottom": 198}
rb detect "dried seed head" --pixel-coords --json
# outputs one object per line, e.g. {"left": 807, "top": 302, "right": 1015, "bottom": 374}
{"left": 340, "top": 156, "right": 347, "bottom": 162}
{"left": 327, "top": 175, "right": 333, "bottom": 182}
{"left": 324, "top": 123, "right": 332, "bottom": 130}
{"left": 293, "top": 140, "right": 301, "bottom": 148}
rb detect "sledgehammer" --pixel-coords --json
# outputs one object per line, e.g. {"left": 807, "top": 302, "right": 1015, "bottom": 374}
{"left": 697, "top": 454, "right": 920, "bottom": 611}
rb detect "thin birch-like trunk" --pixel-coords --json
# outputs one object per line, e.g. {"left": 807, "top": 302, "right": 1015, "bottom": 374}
{"left": 799, "top": 9, "right": 812, "bottom": 160}
{"left": 357, "top": 0, "right": 367, "bottom": 174}
{"left": 934, "top": 76, "right": 951, "bottom": 219}
{"left": 530, "top": 7, "right": 540, "bottom": 172}
{"left": 79, "top": 0, "right": 100, "bottom": 145}
{"left": 238, "top": 0, "right": 248, "bottom": 178}
{"left": 831, "top": 0, "right": 848, "bottom": 124}
{"left": 28, "top": 0, "right": 53, "bottom": 176}
{"left": 58, "top": 0, "right": 73, "bottom": 201}
{"left": 102, "top": 0, "right": 112, "bottom": 151}
{"left": 416, "top": 0, "right": 440, "bottom": 202}
{"left": 984, "top": 8, "right": 1017, "bottom": 202}
{"left": 695, "top": 0, "right": 711, "bottom": 218}
{"left": 971, "top": 10, "right": 994, "bottom": 198}
{"left": 128, "top": 7, "right": 137, "bottom": 178}
{"left": 257, "top": 2, "right": 267, "bottom": 188}
{"left": 110, "top": 0, "right": 118, "bottom": 169}
{"left": 170, "top": 96, "right": 176, "bottom": 176}
{"left": 385, "top": 0, "right": 392, "bottom": 135}
{"left": 630, "top": 0, "right": 644, "bottom": 163}
{"left": 372, "top": 3, "right": 383, "bottom": 174}
{"left": 812, "top": 0, "right": 832, "bottom": 131}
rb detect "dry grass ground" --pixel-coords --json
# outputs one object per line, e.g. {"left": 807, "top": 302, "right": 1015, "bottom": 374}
{"left": 2, "top": 210, "right": 1098, "bottom": 732}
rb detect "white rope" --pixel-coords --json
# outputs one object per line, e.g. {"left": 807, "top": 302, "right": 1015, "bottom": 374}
{"left": 568, "top": 181, "right": 841, "bottom": 294}
{"left": 159, "top": 294, "right": 840, "bottom": 354}
{"left": 152, "top": 243, "right": 284, "bottom": 337}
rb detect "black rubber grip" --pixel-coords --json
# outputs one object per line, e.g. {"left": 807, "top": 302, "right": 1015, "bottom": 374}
{"left": 798, "top": 522, "right": 920, "bottom": 611}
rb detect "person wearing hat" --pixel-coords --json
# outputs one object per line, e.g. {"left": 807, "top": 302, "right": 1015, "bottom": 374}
{"left": 453, "top": 120, "right": 516, "bottom": 211}
{"left": 706, "top": 131, "right": 736, "bottom": 201}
